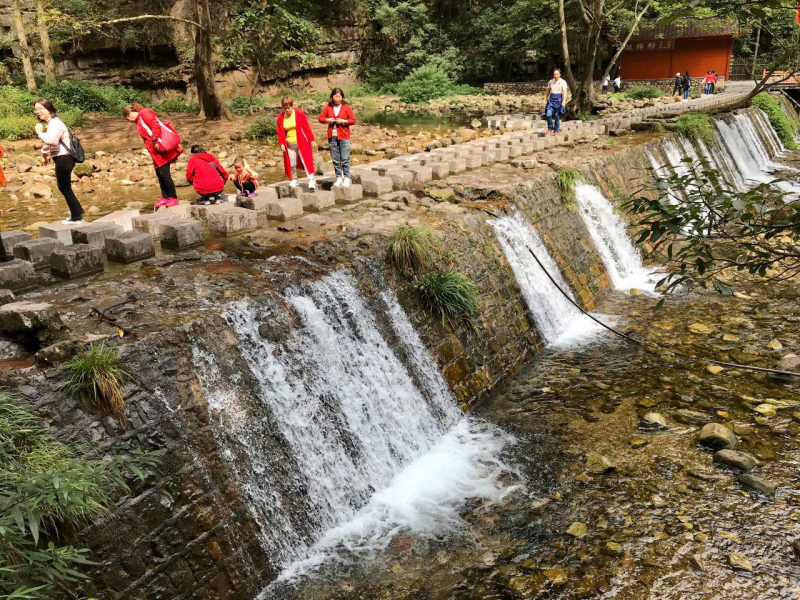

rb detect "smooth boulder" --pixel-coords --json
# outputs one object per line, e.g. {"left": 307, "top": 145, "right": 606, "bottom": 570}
{"left": 738, "top": 474, "right": 777, "bottom": 500}
{"left": 713, "top": 449, "right": 757, "bottom": 472}
{"left": 0, "top": 301, "right": 66, "bottom": 347}
{"left": 698, "top": 423, "right": 737, "bottom": 450}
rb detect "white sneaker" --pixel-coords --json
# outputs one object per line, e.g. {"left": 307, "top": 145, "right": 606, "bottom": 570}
{"left": 342, "top": 177, "right": 351, "bottom": 188}
{"left": 333, "top": 177, "right": 343, "bottom": 188}
{"left": 62, "top": 218, "right": 83, "bottom": 225}
{"left": 308, "top": 175, "right": 316, "bottom": 191}
{"left": 289, "top": 179, "right": 298, "bottom": 188}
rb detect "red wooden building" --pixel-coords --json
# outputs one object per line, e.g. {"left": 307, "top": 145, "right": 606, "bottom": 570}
{"left": 619, "top": 22, "right": 737, "bottom": 80}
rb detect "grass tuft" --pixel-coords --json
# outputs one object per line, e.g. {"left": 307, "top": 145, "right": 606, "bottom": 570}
{"left": 413, "top": 268, "right": 478, "bottom": 321}
{"left": 674, "top": 112, "right": 717, "bottom": 148}
{"left": 61, "top": 345, "right": 130, "bottom": 425}
{"left": 557, "top": 168, "right": 583, "bottom": 204}
{"left": 385, "top": 225, "right": 438, "bottom": 275}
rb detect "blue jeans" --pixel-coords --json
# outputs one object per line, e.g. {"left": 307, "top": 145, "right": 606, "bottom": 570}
{"left": 329, "top": 137, "right": 350, "bottom": 177}
{"left": 704, "top": 83, "right": 712, "bottom": 95}
{"left": 546, "top": 107, "right": 561, "bottom": 133}
{"left": 683, "top": 88, "right": 689, "bottom": 99}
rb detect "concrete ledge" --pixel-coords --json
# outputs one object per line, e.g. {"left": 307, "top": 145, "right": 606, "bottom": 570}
{"left": 71, "top": 222, "right": 124, "bottom": 249}
{"left": 40, "top": 222, "right": 83, "bottom": 246}
{"left": 238, "top": 187, "right": 278, "bottom": 212}
{"left": 1, "top": 231, "right": 33, "bottom": 256}
{"left": 105, "top": 232, "right": 156, "bottom": 264}
{"left": 266, "top": 197, "right": 304, "bottom": 221}
{"left": 13, "top": 238, "right": 64, "bottom": 270}
{"left": 132, "top": 213, "right": 177, "bottom": 236}
{"left": 95, "top": 209, "right": 140, "bottom": 232}
{"left": 206, "top": 207, "right": 258, "bottom": 236}
{"left": 361, "top": 176, "right": 394, "bottom": 197}
{"left": 302, "top": 191, "right": 335, "bottom": 213}
{"left": 0, "top": 260, "right": 37, "bottom": 291}
{"left": 333, "top": 185, "right": 363, "bottom": 205}
{"left": 51, "top": 244, "right": 105, "bottom": 279}
{"left": 161, "top": 219, "right": 205, "bottom": 250}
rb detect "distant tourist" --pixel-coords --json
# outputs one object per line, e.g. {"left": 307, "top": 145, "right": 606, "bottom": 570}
{"left": 123, "top": 102, "right": 183, "bottom": 208}
{"left": 229, "top": 157, "right": 259, "bottom": 198}
{"left": 544, "top": 69, "right": 569, "bottom": 135}
{"left": 673, "top": 73, "right": 682, "bottom": 96}
{"left": 276, "top": 97, "right": 316, "bottom": 190}
{"left": 0, "top": 144, "right": 6, "bottom": 189}
{"left": 602, "top": 75, "right": 610, "bottom": 94}
{"left": 319, "top": 88, "right": 356, "bottom": 188}
{"left": 710, "top": 70, "right": 718, "bottom": 94}
{"left": 34, "top": 99, "right": 84, "bottom": 224}
{"left": 613, "top": 75, "right": 621, "bottom": 93}
{"left": 0, "top": 143, "right": 8, "bottom": 263}
{"left": 702, "top": 71, "right": 713, "bottom": 96}
{"left": 682, "top": 71, "right": 692, "bottom": 100}
{"left": 186, "top": 145, "right": 228, "bottom": 205}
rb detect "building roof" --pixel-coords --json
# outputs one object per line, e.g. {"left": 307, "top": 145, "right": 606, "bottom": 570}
{"left": 630, "top": 19, "right": 738, "bottom": 41}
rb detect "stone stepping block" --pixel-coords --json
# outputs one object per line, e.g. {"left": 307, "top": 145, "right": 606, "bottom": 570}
{"left": 276, "top": 183, "right": 307, "bottom": 198}
{"left": 161, "top": 219, "right": 205, "bottom": 250}
{"left": 71, "top": 222, "right": 124, "bottom": 249}
{"left": 1, "top": 231, "right": 33, "bottom": 255}
{"left": 238, "top": 187, "right": 278, "bottom": 212}
{"left": 361, "top": 176, "right": 394, "bottom": 197}
{"left": 95, "top": 209, "right": 140, "bottom": 232}
{"left": 428, "top": 163, "right": 450, "bottom": 180}
{"left": 266, "top": 197, "right": 303, "bottom": 221}
{"left": 206, "top": 206, "right": 257, "bottom": 236}
{"left": 13, "top": 238, "right": 64, "bottom": 270}
{"left": 384, "top": 170, "right": 413, "bottom": 190}
{"left": 463, "top": 155, "right": 483, "bottom": 169}
{"left": 0, "top": 259, "right": 37, "bottom": 291}
{"left": 404, "top": 165, "right": 433, "bottom": 183}
{"left": 0, "top": 289, "right": 15, "bottom": 306}
{"left": 51, "top": 244, "right": 104, "bottom": 279}
{"left": 40, "top": 222, "right": 83, "bottom": 246}
{"left": 132, "top": 213, "right": 178, "bottom": 236}
{"left": 105, "top": 232, "right": 156, "bottom": 264}
{"left": 333, "top": 185, "right": 363, "bottom": 205}
{"left": 302, "top": 191, "right": 335, "bottom": 213}
{"left": 156, "top": 202, "right": 191, "bottom": 218}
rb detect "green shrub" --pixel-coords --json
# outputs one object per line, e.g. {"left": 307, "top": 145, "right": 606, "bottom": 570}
{"left": 61, "top": 344, "right": 130, "bottom": 425}
{"left": 386, "top": 225, "right": 437, "bottom": 274}
{"left": 156, "top": 96, "right": 199, "bottom": 113}
{"left": 413, "top": 268, "right": 478, "bottom": 321}
{"left": 39, "top": 80, "right": 150, "bottom": 114}
{"left": 752, "top": 93, "right": 798, "bottom": 150}
{"left": 623, "top": 85, "right": 664, "bottom": 100}
{"left": 245, "top": 117, "right": 278, "bottom": 140}
{"left": 557, "top": 168, "right": 583, "bottom": 204}
{"left": 396, "top": 65, "right": 454, "bottom": 104}
{"left": 674, "top": 112, "right": 717, "bottom": 148}
{"left": 0, "top": 85, "right": 37, "bottom": 118}
{"left": 0, "top": 107, "right": 86, "bottom": 142}
{"left": 229, "top": 95, "right": 271, "bottom": 115}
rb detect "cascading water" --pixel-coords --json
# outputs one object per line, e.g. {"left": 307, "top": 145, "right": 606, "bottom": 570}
{"left": 573, "top": 182, "right": 655, "bottom": 292}
{"left": 193, "top": 270, "right": 514, "bottom": 586}
{"left": 491, "top": 213, "right": 602, "bottom": 345}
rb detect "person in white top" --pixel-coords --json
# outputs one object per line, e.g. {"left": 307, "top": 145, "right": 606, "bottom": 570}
{"left": 613, "top": 76, "right": 621, "bottom": 93}
{"left": 34, "top": 99, "right": 84, "bottom": 224}
{"left": 602, "top": 75, "right": 610, "bottom": 94}
{"left": 544, "top": 69, "right": 569, "bottom": 135}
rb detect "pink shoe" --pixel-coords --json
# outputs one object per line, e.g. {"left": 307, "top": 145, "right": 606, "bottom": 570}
{"left": 164, "top": 197, "right": 179, "bottom": 208}
{"left": 154, "top": 197, "right": 168, "bottom": 208}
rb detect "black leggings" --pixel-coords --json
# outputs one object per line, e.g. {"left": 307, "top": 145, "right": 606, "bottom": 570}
{"left": 54, "top": 156, "right": 83, "bottom": 220}
{"left": 234, "top": 180, "right": 256, "bottom": 195}
{"left": 155, "top": 163, "right": 177, "bottom": 199}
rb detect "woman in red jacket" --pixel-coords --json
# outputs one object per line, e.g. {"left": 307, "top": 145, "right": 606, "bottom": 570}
{"left": 318, "top": 88, "right": 356, "bottom": 188}
{"left": 186, "top": 145, "right": 229, "bottom": 205}
{"left": 123, "top": 103, "right": 183, "bottom": 208}
{"left": 276, "top": 97, "right": 316, "bottom": 190}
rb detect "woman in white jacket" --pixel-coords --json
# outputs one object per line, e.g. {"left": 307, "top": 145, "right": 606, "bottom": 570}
{"left": 34, "top": 99, "right": 84, "bottom": 224}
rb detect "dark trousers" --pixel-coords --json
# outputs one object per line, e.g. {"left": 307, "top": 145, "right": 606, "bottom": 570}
{"left": 199, "top": 191, "right": 223, "bottom": 203}
{"left": 234, "top": 180, "right": 256, "bottom": 195}
{"left": 155, "top": 163, "right": 177, "bottom": 199}
{"left": 54, "top": 156, "right": 83, "bottom": 220}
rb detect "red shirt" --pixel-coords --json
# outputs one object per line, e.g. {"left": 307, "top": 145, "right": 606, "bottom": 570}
{"left": 186, "top": 153, "right": 229, "bottom": 195}
{"left": 318, "top": 103, "right": 357, "bottom": 141}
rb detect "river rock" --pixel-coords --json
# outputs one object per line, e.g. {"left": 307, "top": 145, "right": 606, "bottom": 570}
{"left": 640, "top": 412, "right": 668, "bottom": 430}
{"left": 727, "top": 552, "right": 753, "bottom": 571}
{"left": 30, "top": 183, "right": 53, "bottom": 199}
{"left": 688, "top": 323, "right": 714, "bottom": 335}
{"left": 713, "top": 449, "right": 757, "bottom": 472}
{"left": 766, "top": 338, "right": 783, "bottom": 351}
{"left": 543, "top": 568, "right": 567, "bottom": 585}
{"left": 698, "top": 423, "right": 737, "bottom": 450}
{"left": 567, "top": 522, "right": 587, "bottom": 538}
{"left": 674, "top": 409, "right": 710, "bottom": 426}
{"left": 0, "top": 302, "right": 66, "bottom": 347}
{"left": 585, "top": 452, "right": 616, "bottom": 474}
{"left": 770, "top": 353, "right": 800, "bottom": 383}
{"left": 738, "top": 474, "right": 777, "bottom": 500}
{"left": 753, "top": 403, "right": 777, "bottom": 417}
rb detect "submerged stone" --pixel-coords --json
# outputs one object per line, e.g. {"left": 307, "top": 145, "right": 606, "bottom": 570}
{"left": 698, "top": 423, "right": 737, "bottom": 450}
{"left": 585, "top": 452, "right": 616, "bottom": 474}
{"left": 713, "top": 449, "right": 757, "bottom": 472}
{"left": 727, "top": 552, "right": 753, "bottom": 572}
{"left": 567, "top": 522, "right": 587, "bottom": 538}
{"left": 640, "top": 412, "right": 668, "bottom": 430}
{"left": 738, "top": 474, "right": 777, "bottom": 500}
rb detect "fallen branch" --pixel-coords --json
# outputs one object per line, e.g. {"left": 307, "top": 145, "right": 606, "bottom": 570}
{"left": 89, "top": 307, "right": 138, "bottom": 339}
{"left": 91, "top": 15, "right": 203, "bottom": 30}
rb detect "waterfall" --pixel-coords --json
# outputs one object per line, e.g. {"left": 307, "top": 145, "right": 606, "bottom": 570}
{"left": 492, "top": 212, "right": 602, "bottom": 345}
{"left": 573, "top": 182, "right": 655, "bottom": 292}
{"left": 193, "top": 270, "right": 514, "bottom": 584}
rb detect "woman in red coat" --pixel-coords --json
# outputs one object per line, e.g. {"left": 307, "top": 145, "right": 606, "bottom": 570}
{"left": 276, "top": 97, "right": 316, "bottom": 190}
{"left": 318, "top": 88, "right": 356, "bottom": 188}
{"left": 123, "top": 103, "right": 183, "bottom": 208}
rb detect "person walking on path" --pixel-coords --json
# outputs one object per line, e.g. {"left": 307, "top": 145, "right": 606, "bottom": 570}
{"left": 544, "top": 69, "right": 569, "bottom": 135}
{"left": 601, "top": 75, "right": 610, "bottom": 94}
{"left": 613, "top": 75, "right": 621, "bottom": 93}
{"left": 277, "top": 97, "right": 316, "bottom": 190}
{"left": 34, "top": 99, "right": 84, "bottom": 225}
{"left": 710, "top": 70, "right": 718, "bottom": 94}
{"left": 682, "top": 71, "right": 692, "bottom": 100}
{"left": 0, "top": 143, "right": 8, "bottom": 263}
{"left": 0, "top": 144, "right": 6, "bottom": 189}
{"left": 702, "top": 71, "right": 712, "bottom": 96}
{"left": 123, "top": 102, "right": 183, "bottom": 208}
{"left": 673, "top": 73, "right": 682, "bottom": 96}
{"left": 186, "top": 145, "right": 229, "bottom": 205}
{"left": 319, "top": 87, "right": 356, "bottom": 188}
{"left": 229, "top": 157, "right": 259, "bottom": 198}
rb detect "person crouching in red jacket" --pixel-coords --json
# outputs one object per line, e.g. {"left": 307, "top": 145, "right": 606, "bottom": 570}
{"left": 186, "top": 145, "right": 229, "bottom": 205}
{"left": 318, "top": 87, "right": 356, "bottom": 188}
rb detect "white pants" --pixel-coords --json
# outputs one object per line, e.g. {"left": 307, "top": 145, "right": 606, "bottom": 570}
{"left": 287, "top": 143, "right": 312, "bottom": 178}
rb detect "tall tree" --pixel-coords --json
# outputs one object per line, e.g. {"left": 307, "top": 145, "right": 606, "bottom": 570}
{"left": 193, "top": 0, "right": 229, "bottom": 120}
{"left": 10, "top": 0, "right": 37, "bottom": 92}
{"left": 35, "top": 0, "right": 57, "bottom": 83}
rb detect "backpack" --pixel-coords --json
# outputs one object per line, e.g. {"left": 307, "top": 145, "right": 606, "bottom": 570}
{"left": 60, "top": 132, "right": 86, "bottom": 164}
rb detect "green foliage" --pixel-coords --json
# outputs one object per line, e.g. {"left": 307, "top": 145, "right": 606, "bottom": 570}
{"left": 0, "top": 388, "right": 159, "bottom": 599}
{"left": 413, "top": 268, "right": 478, "bottom": 321}
{"left": 0, "top": 85, "right": 37, "bottom": 118}
{"left": 396, "top": 65, "right": 455, "bottom": 104}
{"left": 752, "top": 93, "right": 798, "bottom": 150}
{"left": 245, "top": 118, "right": 278, "bottom": 141}
{"left": 155, "top": 97, "right": 199, "bottom": 114}
{"left": 557, "top": 168, "right": 582, "bottom": 204}
{"left": 385, "top": 225, "right": 437, "bottom": 274}
{"left": 622, "top": 85, "right": 664, "bottom": 100}
{"left": 39, "top": 80, "right": 149, "bottom": 114}
{"left": 228, "top": 95, "right": 271, "bottom": 115}
{"left": 0, "top": 108, "right": 85, "bottom": 142}
{"left": 61, "top": 345, "right": 130, "bottom": 425}
{"left": 674, "top": 113, "right": 717, "bottom": 148}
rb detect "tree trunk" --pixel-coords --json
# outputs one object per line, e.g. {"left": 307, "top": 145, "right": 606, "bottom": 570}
{"left": 11, "top": 0, "right": 37, "bottom": 92}
{"left": 751, "top": 24, "right": 761, "bottom": 78}
{"left": 599, "top": 0, "right": 655, "bottom": 88}
{"left": 557, "top": 0, "right": 577, "bottom": 91}
{"left": 36, "top": 0, "right": 56, "bottom": 83}
{"left": 193, "top": 0, "right": 230, "bottom": 120}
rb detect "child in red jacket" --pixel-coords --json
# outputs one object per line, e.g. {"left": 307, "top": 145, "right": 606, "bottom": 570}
{"left": 186, "top": 145, "right": 229, "bottom": 205}
{"left": 229, "top": 157, "right": 259, "bottom": 198}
